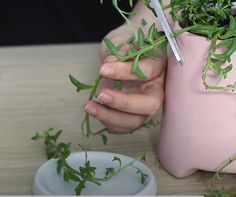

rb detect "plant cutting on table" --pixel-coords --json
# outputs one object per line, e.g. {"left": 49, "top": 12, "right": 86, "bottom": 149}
{"left": 33, "top": 0, "right": 236, "bottom": 196}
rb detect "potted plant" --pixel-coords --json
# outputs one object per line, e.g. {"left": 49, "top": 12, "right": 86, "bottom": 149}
{"left": 156, "top": 0, "right": 236, "bottom": 178}
{"left": 101, "top": 0, "right": 236, "bottom": 194}
{"left": 102, "top": 0, "right": 236, "bottom": 178}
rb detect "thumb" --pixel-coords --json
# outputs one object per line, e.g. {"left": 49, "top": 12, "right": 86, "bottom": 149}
{"left": 99, "top": 25, "right": 133, "bottom": 61}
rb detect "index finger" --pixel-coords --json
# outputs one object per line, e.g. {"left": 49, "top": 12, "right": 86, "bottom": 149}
{"left": 99, "top": 56, "right": 166, "bottom": 81}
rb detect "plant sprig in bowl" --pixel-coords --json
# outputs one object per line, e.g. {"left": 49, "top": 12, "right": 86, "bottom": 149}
{"left": 32, "top": 128, "right": 149, "bottom": 195}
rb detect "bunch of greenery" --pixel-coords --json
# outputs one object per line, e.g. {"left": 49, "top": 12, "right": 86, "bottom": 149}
{"left": 206, "top": 157, "right": 236, "bottom": 197}
{"left": 32, "top": 129, "right": 148, "bottom": 195}
{"left": 169, "top": 0, "right": 236, "bottom": 91}
{"left": 33, "top": 0, "right": 236, "bottom": 195}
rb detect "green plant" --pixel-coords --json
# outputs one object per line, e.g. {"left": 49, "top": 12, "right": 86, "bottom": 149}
{"left": 32, "top": 128, "right": 149, "bottom": 195}
{"left": 169, "top": 0, "right": 236, "bottom": 91}
{"left": 206, "top": 157, "right": 236, "bottom": 197}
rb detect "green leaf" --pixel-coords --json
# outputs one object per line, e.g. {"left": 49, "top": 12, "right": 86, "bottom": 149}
{"left": 152, "top": 27, "right": 163, "bottom": 40}
{"left": 127, "top": 45, "right": 136, "bottom": 55}
{"left": 62, "top": 149, "right": 71, "bottom": 159}
{"left": 103, "top": 104, "right": 111, "bottom": 109}
{"left": 116, "top": 43, "right": 124, "bottom": 52}
{"left": 143, "top": 119, "right": 156, "bottom": 128}
{"left": 100, "top": 133, "right": 108, "bottom": 145}
{"left": 140, "top": 152, "right": 147, "bottom": 162}
{"left": 57, "top": 142, "right": 71, "bottom": 159}
{"left": 53, "top": 130, "right": 62, "bottom": 142}
{"left": 103, "top": 37, "right": 120, "bottom": 57}
{"left": 57, "top": 159, "right": 64, "bottom": 174}
{"left": 137, "top": 28, "right": 145, "bottom": 48}
{"left": 227, "top": 83, "right": 236, "bottom": 89}
{"left": 45, "top": 128, "right": 54, "bottom": 133}
{"left": 220, "top": 16, "right": 236, "bottom": 39}
{"left": 31, "top": 132, "right": 41, "bottom": 140}
{"left": 136, "top": 169, "right": 148, "bottom": 184}
{"left": 146, "top": 49, "right": 160, "bottom": 58}
{"left": 69, "top": 74, "right": 93, "bottom": 92}
{"left": 131, "top": 55, "right": 148, "bottom": 80}
{"left": 147, "top": 23, "right": 156, "bottom": 42}
{"left": 129, "top": 0, "right": 133, "bottom": 7}
{"left": 45, "top": 145, "right": 58, "bottom": 159}
{"left": 141, "top": 19, "right": 147, "bottom": 27}
{"left": 211, "top": 58, "right": 225, "bottom": 67}
{"left": 114, "top": 80, "right": 122, "bottom": 89}
{"left": 111, "top": 0, "right": 118, "bottom": 8}
{"left": 214, "top": 39, "right": 236, "bottom": 62}
{"left": 66, "top": 169, "right": 81, "bottom": 182}
{"left": 63, "top": 168, "right": 70, "bottom": 182}
{"left": 105, "top": 167, "right": 115, "bottom": 176}
{"left": 112, "top": 156, "right": 122, "bottom": 167}
{"left": 127, "top": 34, "right": 135, "bottom": 45}
{"left": 190, "top": 25, "right": 218, "bottom": 39}
{"left": 142, "top": 0, "right": 151, "bottom": 7}
{"left": 159, "top": 39, "right": 168, "bottom": 56}
{"left": 222, "top": 64, "right": 233, "bottom": 79}
{"left": 75, "top": 180, "right": 86, "bottom": 195}
{"left": 80, "top": 161, "right": 97, "bottom": 178}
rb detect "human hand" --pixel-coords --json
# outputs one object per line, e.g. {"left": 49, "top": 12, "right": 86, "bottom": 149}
{"left": 84, "top": 26, "right": 166, "bottom": 134}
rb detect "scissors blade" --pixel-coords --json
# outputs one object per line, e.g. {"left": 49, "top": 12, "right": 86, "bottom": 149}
{"left": 150, "top": 0, "right": 184, "bottom": 64}
{"left": 232, "top": 2, "right": 236, "bottom": 15}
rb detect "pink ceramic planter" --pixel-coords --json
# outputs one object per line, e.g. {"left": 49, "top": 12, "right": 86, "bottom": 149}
{"left": 158, "top": 23, "right": 236, "bottom": 178}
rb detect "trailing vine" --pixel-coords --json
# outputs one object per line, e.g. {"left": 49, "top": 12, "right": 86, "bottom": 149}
{"left": 32, "top": 128, "right": 148, "bottom": 195}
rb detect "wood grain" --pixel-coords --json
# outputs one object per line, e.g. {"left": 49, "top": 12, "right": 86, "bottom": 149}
{"left": 0, "top": 43, "right": 235, "bottom": 195}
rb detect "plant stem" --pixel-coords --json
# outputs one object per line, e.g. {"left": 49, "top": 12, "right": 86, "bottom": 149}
{"left": 119, "top": 36, "right": 167, "bottom": 61}
{"left": 93, "top": 128, "right": 108, "bottom": 136}
{"left": 201, "top": 36, "right": 236, "bottom": 92}
{"left": 63, "top": 159, "right": 82, "bottom": 177}
{"left": 81, "top": 75, "right": 103, "bottom": 138}
{"left": 209, "top": 156, "right": 236, "bottom": 190}
{"left": 119, "top": 25, "right": 198, "bottom": 63}
{"left": 172, "top": 25, "right": 198, "bottom": 37}
{"left": 94, "top": 160, "right": 135, "bottom": 182}
{"left": 89, "top": 75, "right": 103, "bottom": 100}
{"left": 202, "top": 49, "right": 214, "bottom": 89}
{"left": 112, "top": 0, "right": 136, "bottom": 33}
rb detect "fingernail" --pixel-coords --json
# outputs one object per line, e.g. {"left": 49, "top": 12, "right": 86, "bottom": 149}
{"left": 97, "top": 93, "right": 113, "bottom": 104}
{"left": 103, "top": 56, "right": 118, "bottom": 63}
{"left": 99, "top": 67, "right": 114, "bottom": 77}
{"left": 84, "top": 104, "right": 97, "bottom": 115}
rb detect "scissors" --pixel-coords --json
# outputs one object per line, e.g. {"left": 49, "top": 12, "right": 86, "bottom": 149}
{"left": 150, "top": 0, "right": 184, "bottom": 65}
{"left": 232, "top": 1, "right": 236, "bottom": 15}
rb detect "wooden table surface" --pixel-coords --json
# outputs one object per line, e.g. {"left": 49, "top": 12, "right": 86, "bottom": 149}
{"left": 0, "top": 43, "right": 235, "bottom": 195}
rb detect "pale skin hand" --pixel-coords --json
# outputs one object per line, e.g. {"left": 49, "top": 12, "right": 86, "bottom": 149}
{"left": 84, "top": 0, "right": 170, "bottom": 133}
